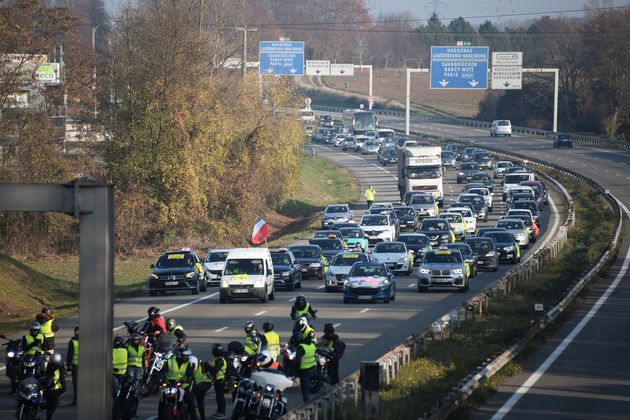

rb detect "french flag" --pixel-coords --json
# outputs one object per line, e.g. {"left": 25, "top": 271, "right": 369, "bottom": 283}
{"left": 251, "top": 218, "right": 270, "bottom": 245}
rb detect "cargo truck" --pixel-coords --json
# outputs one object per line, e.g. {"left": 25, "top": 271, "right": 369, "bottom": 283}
{"left": 397, "top": 146, "right": 443, "bottom": 206}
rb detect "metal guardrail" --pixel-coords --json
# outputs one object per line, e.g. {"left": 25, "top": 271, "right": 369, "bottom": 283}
{"left": 311, "top": 104, "right": 630, "bottom": 151}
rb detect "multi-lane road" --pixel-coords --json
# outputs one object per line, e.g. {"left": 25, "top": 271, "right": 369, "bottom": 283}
{"left": 0, "top": 132, "right": 562, "bottom": 418}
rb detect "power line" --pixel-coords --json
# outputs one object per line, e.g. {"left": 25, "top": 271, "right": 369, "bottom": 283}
{"left": 243, "top": 26, "right": 630, "bottom": 35}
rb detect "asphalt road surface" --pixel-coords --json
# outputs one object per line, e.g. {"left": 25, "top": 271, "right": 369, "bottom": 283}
{"left": 0, "top": 136, "right": 562, "bottom": 418}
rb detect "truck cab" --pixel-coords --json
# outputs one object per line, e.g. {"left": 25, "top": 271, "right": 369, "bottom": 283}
{"left": 397, "top": 146, "right": 443, "bottom": 206}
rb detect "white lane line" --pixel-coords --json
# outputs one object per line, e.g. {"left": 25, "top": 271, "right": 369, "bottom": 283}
{"left": 255, "top": 311, "right": 267, "bottom": 316}
{"left": 316, "top": 285, "right": 325, "bottom": 289}
{"left": 333, "top": 323, "right": 342, "bottom": 328}
{"left": 214, "top": 326, "right": 228, "bottom": 333}
{"left": 359, "top": 308, "right": 370, "bottom": 314}
{"left": 491, "top": 197, "right": 630, "bottom": 420}
{"left": 288, "top": 297, "right": 296, "bottom": 302}
{"left": 113, "top": 292, "right": 219, "bottom": 331}
{"left": 408, "top": 283, "right": 415, "bottom": 287}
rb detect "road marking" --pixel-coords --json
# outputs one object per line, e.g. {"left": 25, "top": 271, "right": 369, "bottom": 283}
{"left": 359, "top": 308, "right": 370, "bottom": 313}
{"left": 408, "top": 283, "right": 415, "bottom": 287}
{"left": 214, "top": 326, "right": 228, "bottom": 332}
{"left": 333, "top": 323, "right": 342, "bottom": 328}
{"left": 316, "top": 285, "right": 325, "bottom": 289}
{"left": 491, "top": 196, "right": 630, "bottom": 420}
{"left": 255, "top": 311, "right": 267, "bottom": 316}
{"left": 288, "top": 297, "right": 296, "bottom": 302}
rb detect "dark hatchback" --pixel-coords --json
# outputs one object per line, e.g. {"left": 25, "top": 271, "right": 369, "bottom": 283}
{"left": 271, "top": 250, "right": 302, "bottom": 291}
{"left": 554, "top": 133, "right": 573, "bottom": 148}
{"left": 149, "top": 250, "right": 206, "bottom": 296}
{"left": 416, "top": 218, "right": 453, "bottom": 246}
{"left": 482, "top": 231, "right": 520, "bottom": 264}
{"left": 289, "top": 245, "right": 326, "bottom": 279}
{"left": 469, "top": 172, "right": 494, "bottom": 192}
{"left": 465, "top": 237, "right": 499, "bottom": 271}
{"left": 398, "top": 233, "right": 432, "bottom": 263}
{"left": 309, "top": 238, "right": 344, "bottom": 261}
{"left": 377, "top": 146, "right": 398, "bottom": 165}
{"left": 457, "top": 163, "right": 481, "bottom": 183}
{"left": 394, "top": 206, "right": 418, "bottom": 231}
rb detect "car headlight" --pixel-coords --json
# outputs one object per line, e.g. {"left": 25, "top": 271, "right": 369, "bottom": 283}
{"left": 398, "top": 257, "right": 408, "bottom": 263}
{"left": 458, "top": 172, "right": 464, "bottom": 176}
{"left": 419, "top": 268, "right": 430, "bottom": 274}
{"left": 381, "top": 279, "right": 390, "bottom": 286}
{"left": 221, "top": 279, "right": 229, "bottom": 288}
{"left": 452, "top": 268, "right": 463, "bottom": 274}
{"left": 486, "top": 251, "right": 496, "bottom": 257}
{"left": 505, "top": 246, "right": 515, "bottom": 251}
{"left": 149, "top": 273, "right": 158, "bottom": 280}
{"left": 310, "top": 263, "right": 321, "bottom": 268}
{"left": 185, "top": 271, "right": 196, "bottom": 279}
{"left": 254, "top": 279, "right": 264, "bottom": 288}
{"left": 440, "top": 234, "right": 449, "bottom": 239}
{"left": 378, "top": 231, "right": 390, "bottom": 237}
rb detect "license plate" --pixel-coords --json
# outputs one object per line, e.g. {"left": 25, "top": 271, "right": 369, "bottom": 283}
{"left": 165, "top": 281, "right": 178, "bottom": 286}
{"left": 358, "top": 295, "right": 372, "bottom": 300}
{"left": 302, "top": 269, "right": 308, "bottom": 272}
{"left": 233, "top": 288, "right": 248, "bottom": 294}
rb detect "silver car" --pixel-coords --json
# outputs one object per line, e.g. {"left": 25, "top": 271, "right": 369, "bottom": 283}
{"left": 493, "top": 161, "right": 513, "bottom": 178}
{"left": 362, "top": 140, "right": 380, "bottom": 154}
{"left": 408, "top": 193, "right": 438, "bottom": 218}
{"left": 321, "top": 204, "right": 353, "bottom": 229}
{"left": 417, "top": 247, "right": 469, "bottom": 292}
{"left": 441, "top": 151, "right": 457, "bottom": 168}
{"left": 495, "top": 219, "right": 530, "bottom": 249}
{"left": 324, "top": 252, "right": 371, "bottom": 292}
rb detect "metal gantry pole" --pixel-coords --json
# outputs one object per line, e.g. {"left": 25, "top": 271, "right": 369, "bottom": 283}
{"left": 522, "top": 68, "right": 560, "bottom": 133}
{"left": 354, "top": 64, "right": 373, "bottom": 109}
{"left": 405, "top": 68, "right": 429, "bottom": 135}
{"left": 235, "top": 27, "right": 258, "bottom": 77}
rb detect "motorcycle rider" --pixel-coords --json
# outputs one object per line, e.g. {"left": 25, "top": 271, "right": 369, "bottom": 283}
{"left": 295, "top": 330, "right": 317, "bottom": 402}
{"left": 166, "top": 318, "right": 187, "bottom": 345}
{"left": 112, "top": 336, "right": 128, "bottom": 395}
{"left": 291, "top": 315, "right": 316, "bottom": 346}
{"left": 39, "top": 352, "right": 65, "bottom": 420}
{"left": 262, "top": 321, "right": 280, "bottom": 360}
{"left": 290, "top": 295, "right": 317, "bottom": 321}
{"left": 66, "top": 326, "right": 79, "bottom": 405}
{"left": 22, "top": 321, "right": 45, "bottom": 357}
{"left": 257, "top": 350, "right": 280, "bottom": 370}
{"left": 318, "top": 323, "right": 345, "bottom": 385}
{"left": 243, "top": 321, "right": 266, "bottom": 358}
{"left": 35, "top": 306, "right": 59, "bottom": 355}
{"left": 162, "top": 346, "right": 198, "bottom": 420}
{"left": 126, "top": 332, "right": 145, "bottom": 390}
{"left": 208, "top": 343, "right": 228, "bottom": 419}
{"left": 143, "top": 306, "right": 167, "bottom": 339}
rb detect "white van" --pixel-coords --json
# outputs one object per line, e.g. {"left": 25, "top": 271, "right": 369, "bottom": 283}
{"left": 490, "top": 120, "right": 512, "bottom": 137}
{"left": 503, "top": 173, "right": 536, "bottom": 201}
{"left": 219, "top": 248, "right": 275, "bottom": 303}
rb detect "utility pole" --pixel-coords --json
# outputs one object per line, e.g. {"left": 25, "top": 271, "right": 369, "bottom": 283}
{"left": 234, "top": 26, "right": 258, "bottom": 77}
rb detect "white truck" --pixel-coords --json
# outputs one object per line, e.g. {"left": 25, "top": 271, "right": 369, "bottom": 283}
{"left": 397, "top": 146, "right": 443, "bottom": 206}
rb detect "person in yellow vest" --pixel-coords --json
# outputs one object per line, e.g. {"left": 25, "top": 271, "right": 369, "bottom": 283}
{"left": 66, "top": 326, "right": 79, "bottom": 405}
{"left": 262, "top": 322, "right": 280, "bottom": 360}
{"left": 163, "top": 346, "right": 198, "bottom": 420}
{"left": 112, "top": 336, "right": 128, "bottom": 395}
{"left": 243, "top": 321, "right": 266, "bottom": 358}
{"left": 296, "top": 330, "right": 317, "bottom": 402}
{"left": 39, "top": 352, "right": 65, "bottom": 420}
{"left": 35, "top": 306, "right": 59, "bottom": 354}
{"left": 194, "top": 343, "right": 227, "bottom": 420}
{"left": 364, "top": 185, "right": 376, "bottom": 209}
{"left": 21, "top": 322, "right": 45, "bottom": 357}
{"left": 290, "top": 295, "right": 318, "bottom": 321}
{"left": 318, "top": 323, "right": 346, "bottom": 386}
{"left": 166, "top": 318, "right": 187, "bottom": 345}
{"left": 126, "top": 332, "right": 145, "bottom": 390}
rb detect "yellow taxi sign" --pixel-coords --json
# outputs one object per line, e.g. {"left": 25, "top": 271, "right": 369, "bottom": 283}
{"left": 435, "top": 250, "right": 451, "bottom": 254}
{"left": 343, "top": 253, "right": 359, "bottom": 258}
{"left": 167, "top": 254, "right": 185, "bottom": 260}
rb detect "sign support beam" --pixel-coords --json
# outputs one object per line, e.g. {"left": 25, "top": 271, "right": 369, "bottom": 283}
{"left": 522, "top": 68, "right": 559, "bottom": 133}
{"left": 354, "top": 65, "right": 373, "bottom": 109}
{"left": 406, "top": 68, "right": 429, "bottom": 135}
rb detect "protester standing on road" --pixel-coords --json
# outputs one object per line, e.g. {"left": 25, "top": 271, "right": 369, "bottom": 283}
{"left": 296, "top": 331, "right": 317, "bottom": 403}
{"left": 126, "top": 332, "right": 145, "bottom": 390}
{"left": 208, "top": 343, "right": 227, "bottom": 419}
{"left": 364, "top": 185, "right": 376, "bottom": 209}
{"left": 66, "top": 326, "right": 79, "bottom": 405}
{"left": 40, "top": 353, "right": 65, "bottom": 420}
{"left": 262, "top": 322, "right": 280, "bottom": 360}
{"left": 192, "top": 355, "right": 213, "bottom": 420}
{"left": 36, "top": 306, "right": 59, "bottom": 354}
{"left": 167, "top": 318, "right": 187, "bottom": 345}
{"left": 112, "top": 336, "right": 128, "bottom": 395}
{"left": 318, "top": 323, "right": 345, "bottom": 385}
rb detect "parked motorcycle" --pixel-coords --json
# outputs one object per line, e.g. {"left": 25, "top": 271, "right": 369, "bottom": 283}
{"left": 15, "top": 376, "right": 45, "bottom": 420}
{"left": 1, "top": 334, "right": 23, "bottom": 393}
{"left": 17, "top": 354, "right": 45, "bottom": 382}
{"left": 230, "top": 377, "right": 257, "bottom": 420}
{"left": 141, "top": 344, "right": 176, "bottom": 397}
{"left": 158, "top": 380, "right": 192, "bottom": 420}
{"left": 112, "top": 378, "right": 139, "bottom": 420}
{"left": 247, "top": 370, "right": 293, "bottom": 419}
{"left": 309, "top": 351, "right": 332, "bottom": 394}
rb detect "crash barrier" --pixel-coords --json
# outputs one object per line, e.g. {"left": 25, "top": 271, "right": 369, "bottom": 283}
{"left": 281, "top": 137, "right": 586, "bottom": 420}
{"left": 311, "top": 105, "right": 630, "bottom": 152}
{"left": 304, "top": 144, "right": 315, "bottom": 157}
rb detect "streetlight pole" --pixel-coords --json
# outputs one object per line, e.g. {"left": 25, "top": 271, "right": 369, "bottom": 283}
{"left": 234, "top": 26, "right": 258, "bottom": 77}
{"left": 91, "top": 24, "right": 101, "bottom": 118}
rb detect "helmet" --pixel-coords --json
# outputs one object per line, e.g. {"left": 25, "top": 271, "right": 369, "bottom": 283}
{"left": 262, "top": 322, "right": 273, "bottom": 333}
{"left": 176, "top": 346, "right": 192, "bottom": 362}
{"left": 211, "top": 343, "right": 224, "bottom": 357}
{"left": 130, "top": 333, "right": 142, "bottom": 342}
{"left": 244, "top": 321, "right": 255, "bottom": 334}
{"left": 188, "top": 355, "right": 198, "bottom": 371}
{"left": 74, "top": 326, "right": 79, "bottom": 335}
{"left": 295, "top": 295, "right": 307, "bottom": 310}
{"left": 257, "top": 350, "right": 273, "bottom": 367}
{"left": 30, "top": 321, "right": 41, "bottom": 331}
{"left": 41, "top": 306, "right": 53, "bottom": 315}
{"left": 49, "top": 353, "right": 63, "bottom": 366}
{"left": 166, "top": 318, "right": 176, "bottom": 330}
{"left": 323, "top": 323, "right": 335, "bottom": 336}
{"left": 114, "top": 336, "right": 125, "bottom": 347}
{"left": 306, "top": 330, "right": 316, "bottom": 343}
{"left": 298, "top": 316, "right": 309, "bottom": 332}
{"left": 147, "top": 306, "right": 160, "bottom": 317}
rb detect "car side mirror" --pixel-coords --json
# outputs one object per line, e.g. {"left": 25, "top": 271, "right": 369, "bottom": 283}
{"left": 149, "top": 264, "right": 155, "bottom": 268}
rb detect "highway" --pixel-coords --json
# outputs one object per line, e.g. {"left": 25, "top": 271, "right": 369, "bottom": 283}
{"left": 0, "top": 136, "right": 562, "bottom": 418}
{"left": 375, "top": 115, "right": 630, "bottom": 419}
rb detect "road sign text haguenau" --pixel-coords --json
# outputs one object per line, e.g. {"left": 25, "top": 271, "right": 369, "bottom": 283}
{"left": 430, "top": 46, "right": 489, "bottom": 90}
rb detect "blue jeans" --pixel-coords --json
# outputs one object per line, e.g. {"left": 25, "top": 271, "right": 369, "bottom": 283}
{"left": 298, "top": 367, "right": 316, "bottom": 402}
{"left": 126, "top": 366, "right": 143, "bottom": 389}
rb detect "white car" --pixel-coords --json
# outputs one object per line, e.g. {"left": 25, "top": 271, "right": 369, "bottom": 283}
{"left": 502, "top": 173, "right": 536, "bottom": 201}
{"left": 204, "top": 249, "right": 230, "bottom": 286}
{"left": 360, "top": 214, "right": 396, "bottom": 244}
{"left": 334, "top": 134, "right": 346, "bottom": 147}
{"left": 370, "top": 241, "right": 412, "bottom": 275}
{"left": 377, "top": 129, "right": 396, "bottom": 142}
{"left": 324, "top": 251, "right": 371, "bottom": 292}
{"left": 490, "top": 120, "right": 512, "bottom": 137}
{"left": 354, "top": 135, "right": 369, "bottom": 152}
{"left": 408, "top": 193, "right": 438, "bottom": 218}
{"left": 496, "top": 218, "right": 530, "bottom": 248}
{"left": 493, "top": 161, "right": 513, "bottom": 178}
{"left": 468, "top": 187, "right": 493, "bottom": 211}
{"left": 370, "top": 202, "right": 395, "bottom": 212}
{"left": 449, "top": 207, "right": 476, "bottom": 235}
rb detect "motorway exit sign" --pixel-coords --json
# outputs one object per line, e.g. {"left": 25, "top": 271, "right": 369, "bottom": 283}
{"left": 259, "top": 41, "right": 304, "bottom": 76}
{"left": 430, "top": 46, "right": 489, "bottom": 89}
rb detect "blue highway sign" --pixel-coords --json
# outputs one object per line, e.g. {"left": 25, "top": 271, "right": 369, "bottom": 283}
{"left": 259, "top": 41, "right": 304, "bottom": 76}
{"left": 430, "top": 46, "right": 489, "bottom": 89}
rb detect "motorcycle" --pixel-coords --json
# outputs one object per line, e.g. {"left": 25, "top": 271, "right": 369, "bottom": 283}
{"left": 1, "top": 334, "right": 23, "bottom": 393}
{"left": 15, "top": 377, "right": 45, "bottom": 420}
{"left": 17, "top": 354, "right": 45, "bottom": 382}
{"left": 226, "top": 341, "right": 255, "bottom": 397}
{"left": 112, "top": 378, "right": 139, "bottom": 420}
{"left": 230, "top": 377, "right": 257, "bottom": 420}
{"left": 141, "top": 344, "right": 176, "bottom": 397}
{"left": 158, "top": 380, "right": 192, "bottom": 420}
{"left": 247, "top": 370, "right": 293, "bottom": 419}
{"left": 309, "top": 350, "right": 332, "bottom": 394}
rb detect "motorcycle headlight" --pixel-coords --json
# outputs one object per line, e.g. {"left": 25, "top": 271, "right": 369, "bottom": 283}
{"left": 185, "top": 271, "right": 196, "bottom": 279}
{"left": 419, "top": 268, "right": 430, "bottom": 274}
{"left": 452, "top": 268, "right": 463, "bottom": 274}
{"left": 458, "top": 172, "right": 464, "bottom": 176}
{"left": 149, "top": 273, "right": 158, "bottom": 280}
{"left": 165, "top": 387, "right": 178, "bottom": 397}
{"left": 265, "top": 384, "right": 274, "bottom": 392}
{"left": 241, "top": 355, "right": 249, "bottom": 362}
{"left": 7, "top": 351, "right": 14, "bottom": 358}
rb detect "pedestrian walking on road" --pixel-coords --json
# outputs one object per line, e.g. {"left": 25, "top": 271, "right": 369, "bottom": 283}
{"left": 296, "top": 331, "right": 317, "bottom": 403}
{"left": 66, "top": 326, "right": 79, "bottom": 405}
{"left": 364, "top": 185, "right": 376, "bottom": 209}
{"left": 318, "top": 323, "right": 345, "bottom": 385}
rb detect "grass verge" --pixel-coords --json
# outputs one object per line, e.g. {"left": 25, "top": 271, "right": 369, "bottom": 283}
{"left": 371, "top": 171, "right": 615, "bottom": 418}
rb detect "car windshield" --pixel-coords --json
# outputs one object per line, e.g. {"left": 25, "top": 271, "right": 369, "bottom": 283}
{"left": 467, "top": 240, "right": 492, "bottom": 253}
{"left": 365, "top": 140, "right": 377, "bottom": 146}
{"left": 395, "top": 207, "right": 415, "bottom": 216}
{"left": 497, "top": 162, "right": 511, "bottom": 168}
{"left": 374, "top": 242, "right": 406, "bottom": 253}
{"left": 271, "top": 254, "right": 291, "bottom": 265}
{"left": 156, "top": 253, "right": 195, "bottom": 268}
{"left": 451, "top": 208, "right": 473, "bottom": 218}
{"left": 405, "top": 167, "right": 441, "bottom": 179}
{"left": 424, "top": 251, "right": 462, "bottom": 264}
{"left": 350, "top": 265, "right": 386, "bottom": 277}
{"left": 469, "top": 189, "right": 488, "bottom": 196}
{"left": 339, "top": 228, "right": 363, "bottom": 238}
{"left": 382, "top": 149, "right": 396, "bottom": 157}
{"left": 332, "top": 253, "right": 366, "bottom": 266}
{"left": 411, "top": 195, "right": 434, "bottom": 204}
{"left": 399, "top": 235, "right": 429, "bottom": 245}
{"left": 498, "top": 120, "right": 510, "bottom": 126}
{"left": 461, "top": 163, "right": 478, "bottom": 170}
{"left": 224, "top": 259, "right": 265, "bottom": 275}
{"left": 485, "top": 232, "right": 514, "bottom": 243}
{"left": 474, "top": 153, "right": 491, "bottom": 160}
{"left": 421, "top": 220, "right": 447, "bottom": 231}
{"left": 442, "top": 152, "right": 455, "bottom": 158}
{"left": 310, "top": 239, "right": 342, "bottom": 250}
{"left": 361, "top": 215, "right": 388, "bottom": 226}
{"left": 471, "top": 174, "right": 490, "bottom": 182}
{"left": 290, "top": 247, "right": 319, "bottom": 258}
{"left": 365, "top": 131, "right": 376, "bottom": 137}
{"left": 470, "top": 197, "right": 485, "bottom": 205}
{"left": 314, "top": 231, "right": 339, "bottom": 238}
{"left": 505, "top": 174, "right": 531, "bottom": 184}
{"left": 513, "top": 202, "right": 538, "bottom": 212}
{"left": 447, "top": 245, "right": 471, "bottom": 257}
{"left": 439, "top": 214, "right": 462, "bottom": 223}
{"left": 379, "top": 130, "right": 395, "bottom": 138}
{"left": 205, "top": 251, "right": 228, "bottom": 263}
{"left": 498, "top": 220, "right": 523, "bottom": 230}
{"left": 326, "top": 206, "right": 348, "bottom": 214}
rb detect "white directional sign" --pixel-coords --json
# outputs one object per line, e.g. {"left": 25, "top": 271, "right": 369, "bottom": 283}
{"left": 330, "top": 63, "right": 354, "bottom": 76}
{"left": 492, "top": 52, "right": 523, "bottom": 90}
{"left": 306, "top": 60, "right": 330, "bottom": 76}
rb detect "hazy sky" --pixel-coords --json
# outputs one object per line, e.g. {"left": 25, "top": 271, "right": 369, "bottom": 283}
{"left": 366, "top": 0, "right": 630, "bottom": 24}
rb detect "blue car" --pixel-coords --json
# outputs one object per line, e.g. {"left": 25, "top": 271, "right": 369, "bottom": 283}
{"left": 343, "top": 262, "right": 396, "bottom": 304}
